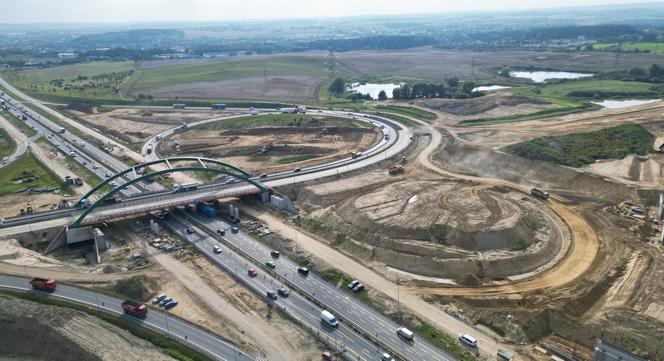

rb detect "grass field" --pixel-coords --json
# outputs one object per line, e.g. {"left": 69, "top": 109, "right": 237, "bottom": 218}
{"left": 374, "top": 104, "right": 437, "bottom": 121}
{"left": 2, "top": 61, "right": 134, "bottom": 102}
{"left": 0, "top": 128, "right": 16, "bottom": 159}
{"left": 198, "top": 113, "right": 371, "bottom": 130}
{"left": 0, "top": 152, "right": 63, "bottom": 196}
{"left": 459, "top": 103, "right": 600, "bottom": 127}
{"left": 594, "top": 42, "right": 664, "bottom": 55}
{"left": 506, "top": 124, "right": 654, "bottom": 167}
{"left": 536, "top": 80, "right": 657, "bottom": 99}
{"left": 125, "top": 55, "right": 329, "bottom": 91}
{"left": 1, "top": 109, "right": 36, "bottom": 136}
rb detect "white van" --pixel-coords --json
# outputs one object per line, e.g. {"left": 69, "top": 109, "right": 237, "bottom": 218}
{"left": 320, "top": 310, "right": 339, "bottom": 327}
{"left": 458, "top": 333, "right": 477, "bottom": 347}
{"left": 397, "top": 327, "right": 414, "bottom": 340}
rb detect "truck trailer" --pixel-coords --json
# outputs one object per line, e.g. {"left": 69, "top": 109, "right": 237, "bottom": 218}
{"left": 30, "top": 277, "right": 56, "bottom": 292}
{"left": 121, "top": 300, "right": 148, "bottom": 318}
{"left": 212, "top": 103, "right": 226, "bottom": 110}
{"left": 172, "top": 103, "right": 186, "bottom": 109}
{"left": 197, "top": 203, "right": 217, "bottom": 217}
{"left": 173, "top": 182, "right": 199, "bottom": 192}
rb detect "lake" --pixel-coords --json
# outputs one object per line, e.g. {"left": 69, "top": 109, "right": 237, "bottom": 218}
{"left": 473, "top": 85, "right": 512, "bottom": 92}
{"left": 349, "top": 82, "right": 401, "bottom": 99}
{"left": 591, "top": 99, "right": 660, "bottom": 109}
{"left": 509, "top": 71, "right": 594, "bottom": 83}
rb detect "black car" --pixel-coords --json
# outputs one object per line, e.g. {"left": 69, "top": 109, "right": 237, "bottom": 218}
{"left": 352, "top": 283, "right": 365, "bottom": 293}
{"left": 277, "top": 287, "right": 290, "bottom": 297}
{"left": 216, "top": 229, "right": 225, "bottom": 236}
{"left": 297, "top": 267, "right": 309, "bottom": 276}
{"left": 267, "top": 291, "right": 278, "bottom": 300}
{"left": 259, "top": 174, "right": 268, "bottom": 178}
{"left": 185, "top": 228, "right": 194, "bottom": 234}
{"left": 265, "top": 260, "right": 276, "bottom": 269}
{"left": 270, "top": 250, "right": 280, "bottom": 258}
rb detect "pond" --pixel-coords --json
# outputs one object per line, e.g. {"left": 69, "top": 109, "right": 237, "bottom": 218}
{"left": 591, "top": 99, "right": 661, "bottom": 109}
{"left": 509, "top": 71, "right": 594, "bottom": 83}
{"left": 472, "top": 85, "right": 512, "bottom": 92}
{"left": 348, "top": 82, "right": 401, "bottom": 99}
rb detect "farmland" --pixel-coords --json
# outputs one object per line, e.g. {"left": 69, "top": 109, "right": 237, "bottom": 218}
{"left": 594, "top": 42, "right": 664, "bottom": 55}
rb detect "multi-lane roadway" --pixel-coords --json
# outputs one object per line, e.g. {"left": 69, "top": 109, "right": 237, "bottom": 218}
{"left": 0, "top": 274, "right": 254, "bottom": 361}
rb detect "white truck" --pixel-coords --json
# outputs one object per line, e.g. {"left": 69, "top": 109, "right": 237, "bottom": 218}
{"left": 320, "top": 310, "right": 339, "bottom": 327}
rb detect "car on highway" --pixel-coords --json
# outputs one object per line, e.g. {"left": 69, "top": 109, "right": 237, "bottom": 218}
{"left": 105, "top": 173, "right": 111, "bottom": 178}
{"left": 270, "top": 250, "right": 280, "bottom": 258}
{"left": 259, "top": 173, "right": 268, "bottom": 178}
{"left": 297, "top": 266, "right": 309, "bottom": 276}
{"left": 216, "top": 228, "right": 225, "bottom": 236}
{"left": 110, "top": 181, "right": 118, "bottom": 187}
{"left": 248, "top": 268, "right": 258, "bottom": 277}
{"left": 322, "top": 352, "right": 337, "bottom": 361}
{"left": 231, "top": 226, "right": 239, "bottom": 234}
{"left": 159, "top": 297, "right": 173, "bottom": 307}
{"left": 266, "top": 291, "right": 278, "bottom": 300}
{"left": 397, "top": 327, "right": 414, "bottom": 341}
{"left": 277, "top": 287, "right": 290, "bottom": 297}
{"left": 185, "top": 228, "right": 195, "bottom": 234}
{"left": 381, "top": 353, "right": 395, "bottom": 361}
{"left": 92, "top": 164, "right": 99, "bottom": 169}
{"left": 213, "top": 245, "right": 222, "bottom": 254}
{"left": 153, "top": 294, "right": 167, "bottom": 304}
{"left": 265, "top": 260, "right": 276, "bottom": 269}
{"left": 458, "top": 333, "right": 478, "bottom": 347}
{"left": 292, "top": 168, "right": 301, "bottom": 172}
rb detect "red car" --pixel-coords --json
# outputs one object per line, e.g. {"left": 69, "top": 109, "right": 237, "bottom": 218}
{"left": 248, "top": 269, "right": 258, "bottom": 277}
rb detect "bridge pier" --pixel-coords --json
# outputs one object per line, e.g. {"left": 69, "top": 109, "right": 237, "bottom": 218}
{"left": 260, "top": 190, "right": 271, "bottom": 203}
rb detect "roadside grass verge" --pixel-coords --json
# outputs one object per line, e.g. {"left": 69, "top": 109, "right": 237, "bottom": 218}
{"left": 198, "top": 113, "right": 371, "bottom": 130}
{"left": 373, "top": 112, "right": 420, "bottom": 127}
{"left": 0, "top": 290, "right": 214, "bottom": 361}
{"left": 0, "top": 128, "right": 16, "bottom": 159}
{"left": 0, "top": 151, "right": 65, "bottom": 196}
{"left": 375, "top": 104, "right": 437, "bottom": 121}
{"left": 506, "top": 123, "right": 654, "bottom": 167}
{"left": 1, "top": 109, "right": 36, "bottom": 136}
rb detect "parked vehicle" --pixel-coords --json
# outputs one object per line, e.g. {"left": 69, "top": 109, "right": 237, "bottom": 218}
{"left": 297, "top": 267, "right": 309, "bottom": 276}
{"left": 267, "top": 291, "right": 278, "bottom": 300}
{"left": 530, "top": 187, "right": 549, "bottom": 200}
{"left": 121, "top": 300, "right": 148, "bottom": 318}
{"left": 248, "top": 269, "right": 258, "bottom": 277}
{"left": 270, "top": 250, "right": 280, "bottom": 258}
{"left": 320, "top": 310, "right": 339, "bottom": 327}
{"left": 397, "top": 327, "right": 414, "bottom": 340}
{"left": 458, "top": 333, "right": 477, "bottom": 347}
{"left": 265, "top": 260, "right": 276, "bottom": 269}
{"left": 278, "top": 287, "right": 290, "bottom": 297}
{"left": 164, "top": 300, "right": 178, "bottom": 309}
{"left": 352, "top": 283, "right": 365, "bottom": 293}
{"left": 347, "top": 280, "right": 359, "bottom": 289}
{"left": 30, "top": 277, "right": 56, "bottom": 292}
{"left": 159, "top": 297, "right": 173, "bottom": 306}
{"left": 153, "top": 294, "right": 167, "bottom": 304}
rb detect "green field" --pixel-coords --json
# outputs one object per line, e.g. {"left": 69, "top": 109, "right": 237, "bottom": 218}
{"left": 459, "top": 103, "right": 600, "bottom": 127}
{"left": 125, "top": 55, "right": 329, "bottom": 91}
{"left": 374, "top": 104, "right": 437, "bottom": 121}
{"left": 594, "top": 42, "right": 664, "bottom": 55}
{"left": 0, "top": 152, "right": 64, "bottom": 196}
{"left": 2, "top": 61, "right": 134, "bottom": 102}
{"left": 506, "top": 124, "right": 654, "bottom": 167}
{"left": 0, "top": 128, "right": 16, "bottom": 159}
{"left": 198, "top": 113, "right": 371, "bottom": 130}
{"left": 512, "top": 80, "right": 659, "bottom": 105}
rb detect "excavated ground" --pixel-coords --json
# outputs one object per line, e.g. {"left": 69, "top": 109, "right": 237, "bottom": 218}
{"left": 297, "top": 173, "right": 565, "bottom": 283}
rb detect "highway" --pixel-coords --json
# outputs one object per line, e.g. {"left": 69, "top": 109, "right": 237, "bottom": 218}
{"left": 182, "top": 211, "right": 456, "bottom": 361}
{"left": 0, "top": 274, "right": 255, "bottom": 361}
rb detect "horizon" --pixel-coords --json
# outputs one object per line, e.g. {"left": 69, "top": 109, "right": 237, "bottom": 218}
{"left": 2, "top": 0, "right": 663, "bottom": 24}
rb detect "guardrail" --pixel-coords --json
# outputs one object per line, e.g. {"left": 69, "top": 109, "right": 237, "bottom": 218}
{"left": 0, "top": 282, "right": 252, "bottom": 361}
{"left": 177, "top": 212, "right": 411, "bottom": 361}
{"left": 161, "top": 216, "right": 361, "bottom": 361}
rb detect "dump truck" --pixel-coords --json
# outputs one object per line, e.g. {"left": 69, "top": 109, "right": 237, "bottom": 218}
{"left": 121, "top": 300, "right": 148, "bottom": 318}
{"left": 30, "top": 277, "right": 56, "bottom": 292}
{"left": 197, "top": 203, "right": 216, "bottom": 217}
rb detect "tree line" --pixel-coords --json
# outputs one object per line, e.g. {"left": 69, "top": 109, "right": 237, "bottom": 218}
{"left": 328, "top": 77, "right": 481, "bottom": 101}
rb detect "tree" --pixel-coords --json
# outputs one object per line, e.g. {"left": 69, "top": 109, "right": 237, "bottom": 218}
{"left": 628, "top": 67, "right": 646, "bottom": 77}
{"left": 446, "top": 77, "right": 459, "bottom": 88}
{"left": 378, "top": 90, "right": 387, "bottom": 101}
{"left": 328, "top": 77, "right": 345, "bottom": 95}
{"left": 649, "top": 64, "right": 664, "bottom": 79}
{"left": 462, "top": 81, "right": 476, "bottom": 94}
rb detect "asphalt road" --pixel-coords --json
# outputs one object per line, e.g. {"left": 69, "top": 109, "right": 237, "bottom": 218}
{"left": 184, "top": 211, "right": 456, "bottom": 361}
{"left": 0, "top": 274, "right": 255, "bottom": 361}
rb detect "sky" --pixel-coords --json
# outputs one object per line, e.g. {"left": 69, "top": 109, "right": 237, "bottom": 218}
{"left": 1, "top": 0, "right": 662, "bottom": 23}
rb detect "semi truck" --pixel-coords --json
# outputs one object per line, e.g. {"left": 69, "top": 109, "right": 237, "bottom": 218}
{"left": 530, "top": 188, "right": 550, "bottom": 200}
{"left": 30, "top": 277, "right": 56, "bottom": 292}
{"left": 212, "top": 103, "right": 226, "bottom": 110}
{"left": 197, "top": 203, "right": 216, "bottom": 217}
{"left": 121, "top": 300, "right": 148, "bottom": 318}
{"left": 172, "top": 103, "right": 186, "bottom": 109}
{"left": 173, "top": 182, "right": 199, "bottom": 192}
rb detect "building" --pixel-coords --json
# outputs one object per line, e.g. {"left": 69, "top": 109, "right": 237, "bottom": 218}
{"left": 593, "top": 340, "right": 648, "bottom": 361}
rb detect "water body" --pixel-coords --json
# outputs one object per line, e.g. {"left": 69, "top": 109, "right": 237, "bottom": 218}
{"left": 472, "top": 85, "right": 512, "bottom": 92}
{"left": 349, "top": 82, "right": 401, "bottom": 99}
{"left": 509, "top": 71, "right": 594, "bottom": 83}
{"left": 592, "top": 99, "right": 661, "bottom": 109}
